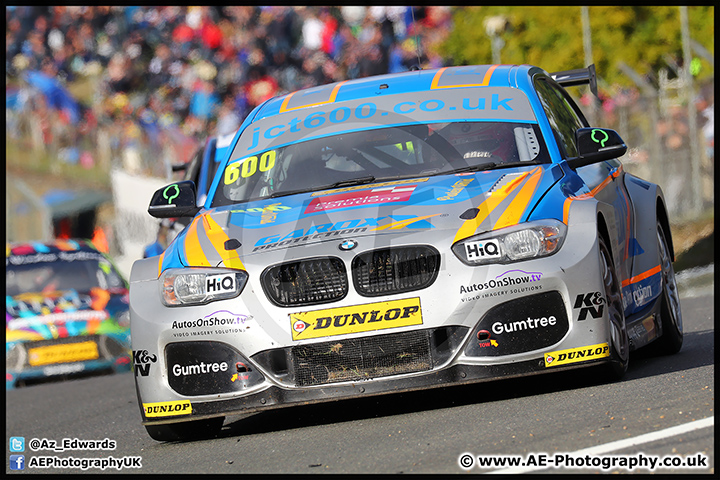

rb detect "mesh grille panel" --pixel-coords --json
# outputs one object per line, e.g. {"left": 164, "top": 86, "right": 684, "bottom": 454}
{"left": 292, "top": 330, "right": 432, "bottom": 386}
{"left": 261, "top": 257, "right": 348, "bottom": 307}
{"left": 352, "top": 246, "right": 440, "bottom": 297}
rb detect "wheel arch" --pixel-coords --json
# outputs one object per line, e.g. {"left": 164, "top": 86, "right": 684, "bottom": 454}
{"left": 596, "top": 211, "right": 611, "bottom": 256}
{"left": 656, "top": 198, "right": 675, "bottom": 262}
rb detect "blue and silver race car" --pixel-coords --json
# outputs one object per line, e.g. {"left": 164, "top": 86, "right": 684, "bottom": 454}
{"left": 130, "top": 64, "right": 682, "bottom": 441}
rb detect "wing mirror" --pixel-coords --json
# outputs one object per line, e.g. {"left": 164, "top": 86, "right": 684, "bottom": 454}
{"left": 566, "top": 128, "right": 627, "bottom": 170}
{"left": 148, "top": 181, "right": 201, "bottom": 219}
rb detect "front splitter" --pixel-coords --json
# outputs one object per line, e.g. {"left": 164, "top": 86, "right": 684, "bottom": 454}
{"left": 142, "top": 356, "right": 606, "bottom": 425}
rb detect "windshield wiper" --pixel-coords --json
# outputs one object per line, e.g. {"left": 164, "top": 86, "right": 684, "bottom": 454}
{"left": 268, "top": 187, "right": 320, "bottom": 199}
{"left": 326, "top": 175, "right": 376, "bottom": 188}
{"left": 268, "top": 175, "right": 377, "bottom": 199}
{"left": 448, "top": 161, "right": 538, "bottom": 175}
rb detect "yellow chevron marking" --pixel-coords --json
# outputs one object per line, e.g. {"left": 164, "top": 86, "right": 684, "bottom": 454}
{"left": 452, "top": 171, "right": 531, "bottom": 243}
{"left": 492, "top": 167, "right": 543, "bottom": 230}
{"left": 157, "top": 250, "right": 165, "bottom": 278}
{"left": 430, "top": 64, "right": 499, "bottom": 89}
{"left": 371, "top": 213, "right": 441, "bottom": 231}
{"left": 184, "top": 216, "right": 211, "bottom": 267}
{"left": 279, "top": 81, "right": 347, "bottom": 112}
{"left": 203, "top": 215, "right": 246, "bottom": 270}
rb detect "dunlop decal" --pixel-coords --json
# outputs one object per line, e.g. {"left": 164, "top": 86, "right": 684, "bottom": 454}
{"left": 143, "top": 400, "right": 192, "bottom": 418}
{"left": 290, "top": 297, "right": 423, "bottom": 340}
{"left": 544, "top": 343, "right": 610, "bottom": 368}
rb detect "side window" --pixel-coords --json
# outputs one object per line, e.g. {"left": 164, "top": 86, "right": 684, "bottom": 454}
{"left": 183, "top": 146, "right": 204, "bottom": 183}
{"left": 204, "top": 144, "right": 220, "bottom": 195}
{"left": 534, "top": 77, "right": 587, "bottom": 158}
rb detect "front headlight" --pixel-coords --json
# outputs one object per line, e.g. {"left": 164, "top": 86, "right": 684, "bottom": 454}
{"left": 160, "top": 268, "right": 248, "bottom": 306}
{"left": 452, "top": 219, "right": 566, "bottom": 266}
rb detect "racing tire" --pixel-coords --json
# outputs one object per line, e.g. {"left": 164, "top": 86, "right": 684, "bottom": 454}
{"left": 647, "top": 222, "right": 683, "bottom": 355}
{"left": 144, "top": 416, "right": 224, "bottom": 442}
{"left": 598, "top": 235, "right": 629, "bottom": 380}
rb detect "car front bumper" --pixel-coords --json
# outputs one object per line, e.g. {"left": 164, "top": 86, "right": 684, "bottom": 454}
{"left": 131, "top": 210, "right": 616, "bottom": 425}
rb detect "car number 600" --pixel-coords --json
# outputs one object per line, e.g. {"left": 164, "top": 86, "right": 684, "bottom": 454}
{"left": 225, "top": 151, "right": 276, "bottom": 184}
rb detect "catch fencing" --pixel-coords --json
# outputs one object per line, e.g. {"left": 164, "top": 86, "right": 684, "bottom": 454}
{"left": 575, "top": 70, "right": 714, "bottom": 222}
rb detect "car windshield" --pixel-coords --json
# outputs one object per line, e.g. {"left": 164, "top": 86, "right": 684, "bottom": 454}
{"left": 6, "top": 258, "right": 125, "bottom": 297}
{"left": 212, "top": 121, "right": 549, "bottom": 205}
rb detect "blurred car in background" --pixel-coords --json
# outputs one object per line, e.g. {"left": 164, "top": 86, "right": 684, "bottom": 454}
{"left": 143, "top": 131, "right": 237, "bottom": 258}
{"left": 6, "top": 239, "right": 131, "bottom": 389}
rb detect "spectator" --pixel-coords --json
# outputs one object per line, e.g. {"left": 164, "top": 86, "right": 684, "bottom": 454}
{"left": 244, "top": 64, "right": 279, "bottom": 109}
{"left": 216, "top": 96, "right": 241, "bottom": 136}
{"left": 300, "top": 8, "right": 323, "bottom": 51}
{"left": 190, "top": 78, "right": 220, "bottom": 122}
{"left": 6, "top": 6, "right": 455, "bottom": 176}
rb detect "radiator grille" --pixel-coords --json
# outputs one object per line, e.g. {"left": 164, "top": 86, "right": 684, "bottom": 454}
{"left": 261, "top": 257, "right": 348, "bottom": 307}
{"left": 291, "top": 330, "right": 432, "bottom": 386}
{"left": 352, "top": 246, "right": 440, "bottom": 297}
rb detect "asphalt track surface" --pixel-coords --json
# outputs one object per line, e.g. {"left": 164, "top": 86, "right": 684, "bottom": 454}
{"left": 5, "top": 293, "right": 714, "bottom": 474}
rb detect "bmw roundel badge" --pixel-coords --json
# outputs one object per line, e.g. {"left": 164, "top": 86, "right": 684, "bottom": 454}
{"left": 339, "top": 240, "right": 357, "bottom": 251}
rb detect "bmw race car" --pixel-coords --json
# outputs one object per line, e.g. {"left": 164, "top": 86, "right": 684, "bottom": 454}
{"left": 130, "top": 64, "right": 682, "bottom": 441}
{"left": 6, "top": 240, "right": 132, "bottom": 389}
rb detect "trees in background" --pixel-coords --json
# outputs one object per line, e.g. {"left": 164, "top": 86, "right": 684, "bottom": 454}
{"left": 441, "top": 6, "right": 714, "bottom": 87}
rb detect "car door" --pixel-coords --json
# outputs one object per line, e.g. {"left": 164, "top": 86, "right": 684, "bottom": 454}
{"left": 533, "top": 76, "right": 635, "bottom": 299}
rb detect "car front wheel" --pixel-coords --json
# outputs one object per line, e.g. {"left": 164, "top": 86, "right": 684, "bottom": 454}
{"left": 599, "top": 235, "right": 628, "bottom": 380}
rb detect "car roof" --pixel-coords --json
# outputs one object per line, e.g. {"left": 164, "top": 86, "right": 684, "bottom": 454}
{"left": 6, "top": 239, "right": 102, "bottom": 259}
{"left": 251, "top": 64, "right": 542, "bottom": 122}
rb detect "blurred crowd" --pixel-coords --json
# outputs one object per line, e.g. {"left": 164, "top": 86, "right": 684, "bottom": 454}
{"left": 5, "top": 6, "right": 713, "bottom": 213}
{"left": 6, "top": 6, "right": 454, "bottom": 174}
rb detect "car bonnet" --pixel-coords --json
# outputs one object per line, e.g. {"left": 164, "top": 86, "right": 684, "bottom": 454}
{"left": 157, "top": 163, "right": 564, "bottom": 272}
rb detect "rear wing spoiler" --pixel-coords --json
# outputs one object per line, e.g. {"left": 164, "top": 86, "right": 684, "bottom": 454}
{"left": 551, "top": 64, "right": 598, "bottom": 97}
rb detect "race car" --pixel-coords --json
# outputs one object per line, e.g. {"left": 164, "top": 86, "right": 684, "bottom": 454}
{"left": 143, "top": 131, "right": 237, "bottom": 258}
{"left": 130, "top": 64, "right": 682, "bottom": 441}
{"left": 6, "top": 239, "right": 132, "bottom": 389}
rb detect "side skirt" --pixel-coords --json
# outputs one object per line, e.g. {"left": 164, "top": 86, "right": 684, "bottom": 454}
{"left": 624, "top": 295, "right": 663, "bottom": 351}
